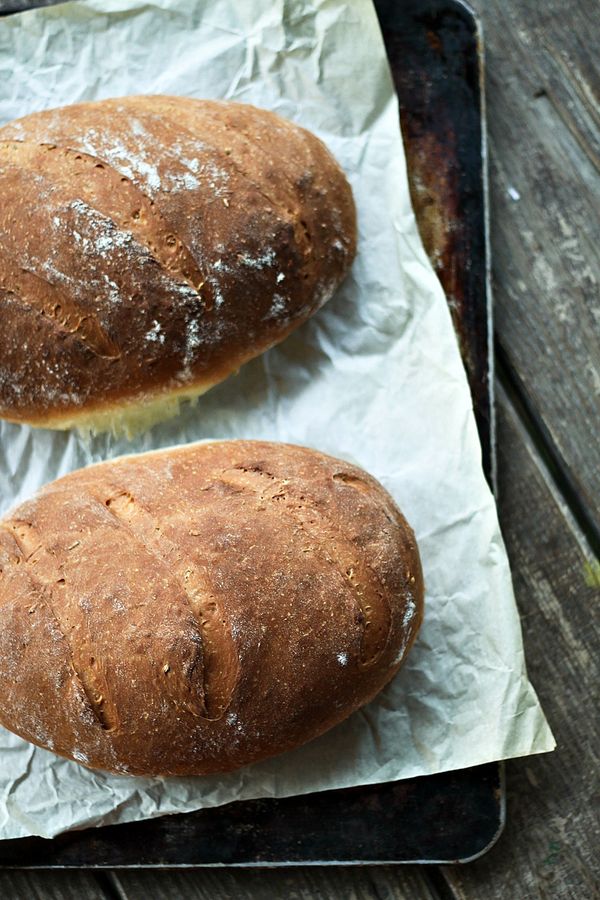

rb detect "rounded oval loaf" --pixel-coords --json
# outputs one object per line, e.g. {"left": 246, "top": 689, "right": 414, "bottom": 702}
{"left": 0, "top": 96, "right": 356, "bottom": 432}
{"left": 0, "top": 441, "right": 423, "bottom": 777}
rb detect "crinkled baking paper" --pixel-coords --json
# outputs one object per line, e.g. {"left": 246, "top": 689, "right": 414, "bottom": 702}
{"left": 0, "top": 0, "right": 554, "bottom": 840}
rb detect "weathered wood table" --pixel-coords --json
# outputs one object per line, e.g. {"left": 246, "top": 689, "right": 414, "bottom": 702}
{"left": 0, "top": 0, "right": 598, "bottom": 896}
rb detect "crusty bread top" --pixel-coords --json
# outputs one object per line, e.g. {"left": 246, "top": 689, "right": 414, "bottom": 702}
{"left": 0, "top": 441, "right": 423, "bottom": 776}
{"left": 0, "top": 97, "right": 356, "bottom": 429}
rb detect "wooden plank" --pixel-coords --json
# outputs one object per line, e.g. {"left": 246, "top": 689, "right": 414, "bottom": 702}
{"left": 440, "top": 386, "right": 600, "bottom": 899}
{"left": 0, "top": 870, "right": 109, "bottom": 899}
{"left": 470, "top": 0, "right": 600, "bottom": 542}
{"left": 110, "top": 866, "right": 439, "bottom": 900}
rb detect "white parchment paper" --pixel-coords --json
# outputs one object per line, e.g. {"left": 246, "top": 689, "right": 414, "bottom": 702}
{"left": 0, "top": 0, "right": 554, "bottom": 840}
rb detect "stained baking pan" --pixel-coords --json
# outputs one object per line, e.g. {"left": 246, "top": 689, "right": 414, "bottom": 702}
{"left": 0, "top": 0, "right": 502, "bottom": 865}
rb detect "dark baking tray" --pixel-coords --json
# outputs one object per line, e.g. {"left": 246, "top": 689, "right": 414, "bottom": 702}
{"left": 0, "top": 0, "right": 502, "bottom": 866}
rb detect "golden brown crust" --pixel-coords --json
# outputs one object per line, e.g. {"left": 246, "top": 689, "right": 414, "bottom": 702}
{"left": 0, "top": 97, "right": 356, "bottom": 430}
{"left": 0, "top": 441, "right": 423, "bottom": 776}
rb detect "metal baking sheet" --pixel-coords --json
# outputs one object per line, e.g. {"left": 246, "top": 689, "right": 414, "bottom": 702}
{"left": 0, "top": 0, "right": 502, "bottom": 865}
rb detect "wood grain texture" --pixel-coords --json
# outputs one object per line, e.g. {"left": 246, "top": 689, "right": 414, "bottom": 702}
{"left": 476, "top": 0, "right": 600, "bottom": 542}
{"left": 109, "top": 867, "right": 439, "bottom": 900}
{"left": 441, "top": 386, "right": 600, "bottom": 900}
{"left": 0, "top": 871, "right": 107, "bottom": 899}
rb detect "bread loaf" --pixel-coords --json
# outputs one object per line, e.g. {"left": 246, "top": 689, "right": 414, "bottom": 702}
{"left": 0, "top": 97, "right": 356, "bottom": 433}
{"left": 0, "top": 441, "right": 423, "bottom": 777}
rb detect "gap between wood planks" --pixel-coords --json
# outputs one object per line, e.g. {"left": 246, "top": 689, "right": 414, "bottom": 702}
{"left": 496, "top": 342, "right": 600, "bottom": 561}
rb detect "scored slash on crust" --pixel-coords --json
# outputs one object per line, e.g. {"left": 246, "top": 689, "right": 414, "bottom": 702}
{"left": 101, "top": 489, "right": 238, "bottom": 721}
{"left": 0, "top": 520, "right": 119, "bottom": 732}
